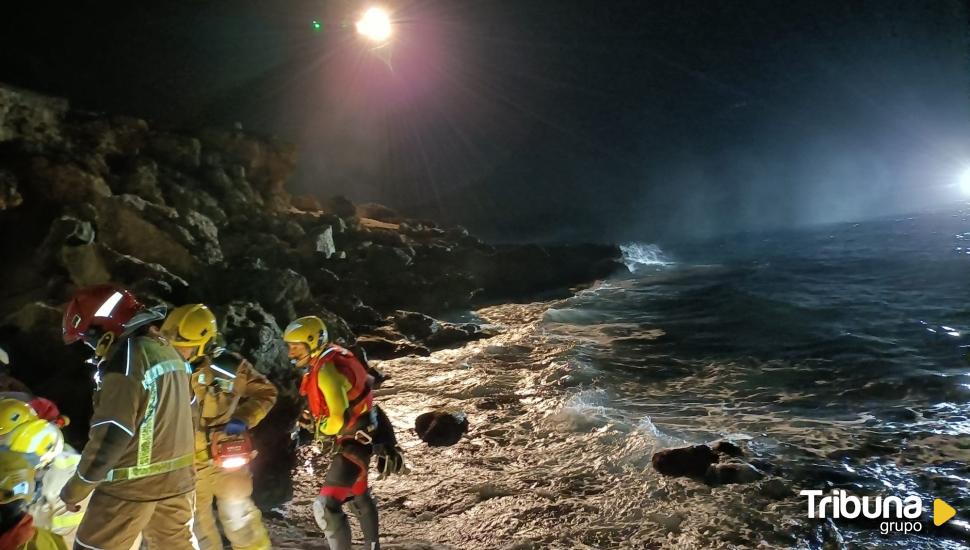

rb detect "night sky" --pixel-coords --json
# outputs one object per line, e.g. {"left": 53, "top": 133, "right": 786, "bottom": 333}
{"left": 2, "top": 1, "right": 968, "bottom": 242}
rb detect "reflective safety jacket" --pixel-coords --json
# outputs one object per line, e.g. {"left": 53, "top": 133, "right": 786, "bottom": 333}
{"left": 299, "top": 345, "right": 373, "bottom": 437}
{"left": 190, "top": 349, "right": 277, "bottom": 461}
{"left": 67, "top": 334, "right": 195, "bottom": 502}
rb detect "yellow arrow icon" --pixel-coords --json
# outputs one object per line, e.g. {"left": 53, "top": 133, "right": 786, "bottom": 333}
{"left": 934, "top": 499, "right": 956, "bottom": 526}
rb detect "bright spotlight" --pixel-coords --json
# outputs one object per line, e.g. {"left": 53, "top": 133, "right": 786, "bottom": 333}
{"left": 356, "top": 7, "right": 392, "bottom": 43}
{"left": 961, "top": 168, "right": 970, "bottom": 196}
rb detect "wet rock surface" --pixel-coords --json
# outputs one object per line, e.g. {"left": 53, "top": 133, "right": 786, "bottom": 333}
{"left": 266, "top": 302, "right": 820, "bottom": 549}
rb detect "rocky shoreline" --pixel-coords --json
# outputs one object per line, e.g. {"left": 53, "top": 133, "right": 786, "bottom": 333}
{"left": 0, "top": 83, "right": 622, "bottom": 507}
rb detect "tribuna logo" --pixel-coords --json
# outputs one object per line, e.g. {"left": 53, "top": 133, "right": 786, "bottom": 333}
{"left": 800, "top": 489, "right": 924, "bottom": 535}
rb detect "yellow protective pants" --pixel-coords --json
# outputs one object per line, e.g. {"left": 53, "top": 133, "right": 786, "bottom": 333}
{"left": 73, "top": 490, "right": 198, "bottom": 550}
{"left": 193, "top": 463, "right": 270, "bottom": 550}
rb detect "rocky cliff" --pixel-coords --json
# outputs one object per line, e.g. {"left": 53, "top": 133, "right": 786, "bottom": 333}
{"left": 0, "top": 83, "right": 622, "bottom": 505}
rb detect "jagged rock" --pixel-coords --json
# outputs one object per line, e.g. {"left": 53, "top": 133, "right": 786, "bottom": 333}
{"left": 391, "top": 311, "right": 438, "bottom": 340}
{"left": 0, "top": 170, "right": 23, "bottom": 210}
{"left": 651, "top": 445, "right": 719, "bottom": 478}
{"left": 308, "top": 268, "right": 341, "bottom": 294}
{"left": 279, "top": 220, "right": 305, "bottom": 243}
{"left": 760, "top": 478, "right": 794, "bottom": 499}
{"left": 119, "top": 157, "right": 165, "bottom": 205}
{"left": 356, "top": 335, "right": 429, "bottom": 360}
{"left": 324, "top": 195, "right": 356, "bottom": 219}
{"left": 99, "top": 246, "right": 191, "bottom": 300}
{"left": 217, "top": 301, "right": 290, "bottom": 382}
{"left": 705, "top": 461, "right": 765, "bottom": 485}
{"left": 2, "top": 302, "right": 62, "bottom": 335}
{"left": 43, "top": 216, "right": 95, "bottom": 249}
{"left": 318, "top": 295, "right": 383, "bottom": 331}
{"left": 58, "top": 243, "right": 112, "bottom": 287}
{"left": 148, "top": 132, "right": 201, "bottom": 170}
{"left": 93, "top": 195, "right": 197, "bottom": 275}
{"left": 415, "top": 410, "right": 468, "bottom": 447}
{"left": 390, "top": 310, "right": 494, "bottom": 349}
{"left": 181, "top": 210, "right": 222, "bottom": 264}
{"left": 313, "top": 226, "right": 336, "bottom": 259}
{"left": 197, "top": 127, "right": 296, "bottom": 212}
{"left": 291, "top": 194, "right": 322, "bottom": 211}
{"left": 107, "top": 116, "right": 150, "bottom": 156}
{"left": 426, "top": 323, "right": 494, "bottom": 348}
{"left": 28, "top": 158, "right": 112, "bottom": 204}
{"left": 357, "top": 203, "right": 401, "bottom": 223}
{"left": 163, "top": 181, "right": 227, "bottom": 227}
{"left": 362, "top": 244, "right": 413, "bottom": 271}
{"left": 0, "top": 85, "right": 68, "bottom": 144}
{"left": 711, "top": 440, "right": 745, "bottom": 458}
{"left": 210, "top": 264, "right": 309, "bottom": 324}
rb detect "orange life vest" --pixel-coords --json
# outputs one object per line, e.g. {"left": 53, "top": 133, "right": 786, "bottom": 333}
{"left": 299, "top": 345, "right": 373, "bottom": 433}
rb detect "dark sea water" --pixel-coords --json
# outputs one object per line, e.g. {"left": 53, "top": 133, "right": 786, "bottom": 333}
{"left": 543, "top": 204, "right": 970, "bottom": 548}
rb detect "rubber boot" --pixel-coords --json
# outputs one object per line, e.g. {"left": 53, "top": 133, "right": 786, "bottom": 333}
{"left": 350, "top": 491, "right": 380, "bottom": 550}
{"left": 313, "top": 496, "right": 351, "bottom": 550}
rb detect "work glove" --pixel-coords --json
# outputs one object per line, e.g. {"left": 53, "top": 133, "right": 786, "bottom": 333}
{"left": 224, "top": 418, "right": 248, "bottom": 435}
{"left": 375, "top": 445, "right": 409, "bottom": 480}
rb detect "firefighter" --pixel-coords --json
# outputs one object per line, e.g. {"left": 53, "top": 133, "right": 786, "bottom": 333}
{"left": 60, "top": 284, "right": 198, "bottom": 549}
{"left": 160, "top": 304, "right": 277, "bottom": 550}
{"left": 0, "top": 450, "right": 67, "bottom": 549}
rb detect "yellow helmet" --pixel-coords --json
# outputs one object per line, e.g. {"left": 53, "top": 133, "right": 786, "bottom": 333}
{"left": 0, "top": 399, "right": 37, "bottom": 437}
{"left": 283, "top": 316, "right": 328, "bottom": 354}
{"left": 6, "top": 419, "right": 64, "bottom": 467}
{"left": 160, "top": 304, "right": 218, "bottom": 360}
{"left": 0, "top": 451, "right": 34, "bottom": 505}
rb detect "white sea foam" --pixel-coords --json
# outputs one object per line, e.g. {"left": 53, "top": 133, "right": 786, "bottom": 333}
{"left": 619, "top": 242, "right": 673, "bottom": 272}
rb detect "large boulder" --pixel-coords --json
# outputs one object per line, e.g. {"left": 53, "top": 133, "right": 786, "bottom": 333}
{"left": 651, "top": 445, "right": 719, "bottom": 478}
{"left": 415, "top": 410, "right": 469, "bottom": 447}
{"left": 28, "top": 158, "right": 111, "bottom": 204}
{"left": 0, "top": 85, "right": 68, "bottom": 144}
{"left": 705, "top": 461, "right": 765, "bottom": 485}
{"left": 217, "top": 301, "right": 290, "bottom": 382}
{"left": 390, "top": 311, "right": 494, "bottom": 349}
{"left": 291, "top": 194, "right": 322, "bottom": 212}
{"left": 209, "top": 263, "right": 309, "bottom": 324}
{"left": 356, "top": 334, "right": 430, "bottom": 360}
{"left": 92, "top": 195, "right": 197, "bottom": 276}
{"left": 148, "top": 132, "right": 201, "bottom": 170}
{"left": 57, "top": 243, "right": 112, "bottom": 287}
{"left": 356, "top": 202, "right": 401, "bottom": 223}
{"left": 117, "top": 157, "right": 165, "bottom": 205}
{"left": 313, "top": 225, "right": 337, "bottom": 259}
{"left": 323, "top": 195, "right": 356, "bottom": 219}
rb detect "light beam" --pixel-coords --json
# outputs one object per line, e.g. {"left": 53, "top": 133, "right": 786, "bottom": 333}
{"left": 356, "top": 7, "right": 392, "bottom": 43}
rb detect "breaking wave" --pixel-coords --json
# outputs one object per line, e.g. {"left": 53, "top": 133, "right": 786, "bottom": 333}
{"left": 619, "top": 242, "right": 673, "bottom": 272}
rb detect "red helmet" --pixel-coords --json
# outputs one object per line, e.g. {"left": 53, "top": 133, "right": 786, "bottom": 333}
{"left": 62, "top": 285, "right": 145, "bottom": 345}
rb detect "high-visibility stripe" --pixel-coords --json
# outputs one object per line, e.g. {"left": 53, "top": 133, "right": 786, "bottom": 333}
{"left": 141, "top": 360, "right": 192, "bottom": 390}
{"left": 93, "top": 292, "right": 123, "bottom": 318}
{"left": 137, "top": 376, "right": 158, "bottom": 468}
{"left": 75, "top": 538, "right": 106, "bottom": 550}
{"left": 105, "top": 453, "right": 194, "bottom": 482}
{"left": 209, "top": 364, "right": 236, "bottom": 379}
{"left": 90, "top": 420, "right": 134, "bottom": 437}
